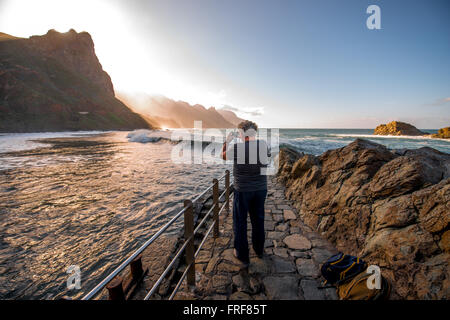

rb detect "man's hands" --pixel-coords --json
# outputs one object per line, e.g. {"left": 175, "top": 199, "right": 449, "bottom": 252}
{"left": 226, "top": 131, "right": 235, "bottom": 143}
{"left": 222, "top": 131, "right": 236, "bottom": 160}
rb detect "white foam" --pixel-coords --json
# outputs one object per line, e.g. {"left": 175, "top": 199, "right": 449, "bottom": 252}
{"left": 126, "top": 129, "right": 176, "bottom": 143}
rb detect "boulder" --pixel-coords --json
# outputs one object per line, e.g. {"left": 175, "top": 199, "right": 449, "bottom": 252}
{"left": 277, "top": 147, "right": 303, "bottom": 182}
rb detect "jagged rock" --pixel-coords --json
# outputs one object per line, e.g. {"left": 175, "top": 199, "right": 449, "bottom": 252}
{"left": 440, "top": 231, "right": 450, "bottom": 253}
{"left": 283, "top": 234, "right": 312, "bottom": 250}
{"left": 431, "top": 127, "right": 450, "bottom": 139}
{"left": 374, "top": 121, "right": 425, "bottom": 136}
{"left": 291, "top": 154, "right": 319, "bottom": 179}
{"left": 278, "top": 139, "right": 450, "bottom": 299}
{"left": 371, "top": 195, "right": 417, "bottom": 232}
{"left": 412, "top": 179, "right": 450, "bottom": 234}
{"left": 368, "top": 149, "right": 448, "bottom": 199}
{"left": 277, "top": 147, "right": 303, "bottom": 182}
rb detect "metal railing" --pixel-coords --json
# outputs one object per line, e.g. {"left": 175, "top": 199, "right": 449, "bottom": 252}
{"left": 81, "top": 169, "right": 232, "bottom": 300}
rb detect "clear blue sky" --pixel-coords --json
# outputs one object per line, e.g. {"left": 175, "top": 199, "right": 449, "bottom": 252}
{"left": 1, "top": 0, "right": 449, "bottom": 128}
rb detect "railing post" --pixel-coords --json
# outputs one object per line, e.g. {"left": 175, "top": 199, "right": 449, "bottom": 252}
{"left": 130, "top": 254, "right": 144, "bottom": 281}
{"left": 225, "top": 170, "right": 230, "bottom": 215}
{"left": 106, "top": 276, "right": 125, "bottom": 300}
{"left": 183, "top": 200, "right": 196, "bottom": 287}
{"left": 213, "top": 178, "right": 219, "bottom": 238}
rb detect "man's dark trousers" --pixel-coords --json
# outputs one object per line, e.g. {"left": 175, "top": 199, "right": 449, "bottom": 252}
{"left": 233, "top": 189, "right": 267, "bottom": 264}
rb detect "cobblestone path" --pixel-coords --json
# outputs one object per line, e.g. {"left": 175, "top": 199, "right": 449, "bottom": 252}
{"left": 173, "top": 177, "right": 339, "bottom": 300}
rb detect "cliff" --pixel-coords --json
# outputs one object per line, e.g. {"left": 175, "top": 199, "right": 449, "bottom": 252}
{"left": 374, "top": 121, "right": 426, "bottom": 136}
{"left": 118, "top": 93, "right": 244, "bottom": 128}
{"left": 0, "top": 29, "right": 150, "bottom": 132}
{"left": 277, "top": 139, "right": 450, "bottom": 299}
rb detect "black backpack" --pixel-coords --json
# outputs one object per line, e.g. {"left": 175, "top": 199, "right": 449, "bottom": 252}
{"left": 320, "top": 252, "right": 367, "bottom": 285}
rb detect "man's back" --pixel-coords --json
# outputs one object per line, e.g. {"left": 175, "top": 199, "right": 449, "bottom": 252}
{"left": 231, "top": 139, "right": 270, "bottom": 192}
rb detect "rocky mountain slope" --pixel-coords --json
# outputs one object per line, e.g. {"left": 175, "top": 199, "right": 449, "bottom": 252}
{"left": 118, "top": 93, "right": 244, "bottom": 128}
{"left": 277, "top": 139, "right": 449, "bottom": 299}
{"left": 0, "top": 29, "right": 150, "bottom": 132}
{"left": 374, "top": 121, "right": 426, "bottom": 136}
{"left": 216, "top": 109, "right": 243, "bottom": 127}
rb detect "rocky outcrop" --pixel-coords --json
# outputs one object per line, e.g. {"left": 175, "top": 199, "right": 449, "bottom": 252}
{"left": 0, "top": 30, "right": 150, "bottom": 132}
{"left": 431, "top": 127, "right": 450, "bottom": 139}
{"left": 277, "top": 139, "right": 450, "bottom": 299}
{"left": 28, "top": 29, "right": 114, "bottom": 95}
{"left": 374, "top": 121, "right": 426, "bottom": 136}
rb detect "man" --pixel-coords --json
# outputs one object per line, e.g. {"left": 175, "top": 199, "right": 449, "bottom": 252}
{"left": 221, "top": 120, "right": 271, "bottom": 267}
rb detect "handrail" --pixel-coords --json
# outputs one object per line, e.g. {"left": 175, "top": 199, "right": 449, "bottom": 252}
{"left": 169, "top": 195, "right": 229, "bottom": 300}
{"left": 143, "top": 233, "right": 194, "bottom": 300}
{"left": 146, "top": 184, "right": 231, "bottom": 300}
{"left": 167, "top": 195, "right": 228, "bottom": 300}
{"left": 81, "top": 170, "right": 230, "bottom": 300}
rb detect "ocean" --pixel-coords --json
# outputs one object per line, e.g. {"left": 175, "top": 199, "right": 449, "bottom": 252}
{"left": 0, "top": 128, "right": 448, "bottom": 299}
{"left": 278, "top": 128, "right": 449, "bottom": 155}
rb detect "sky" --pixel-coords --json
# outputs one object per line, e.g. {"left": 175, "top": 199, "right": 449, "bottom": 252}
{"left": 0, "top": 0, "right": 449, "bottom": 128}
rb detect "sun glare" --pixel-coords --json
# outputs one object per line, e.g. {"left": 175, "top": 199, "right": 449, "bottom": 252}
{"left": 0, "top": 0, "right": 228, "bottom": 108}
{"left": 0, "top": 0, "right": 231, "bottom": 109}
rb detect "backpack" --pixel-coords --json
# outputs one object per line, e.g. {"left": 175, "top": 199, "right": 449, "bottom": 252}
{"left": 320, "top": 252, "right": 367, "bottom": 285}
{"left": 336, "top": 269, "right": 391, "bottom": 300}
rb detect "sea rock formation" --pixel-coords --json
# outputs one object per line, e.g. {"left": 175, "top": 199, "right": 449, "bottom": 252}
{"left": 432, "top": 127, "right": 450, "bottom": 139}
{"left": 277, "top": 139, "right": 450, "bottom": 299}
{"left": 374, "top": 121, "right": 426, "bottom": 136}
{"left": 0, "top": 29, "right": 150, "bottom": 132}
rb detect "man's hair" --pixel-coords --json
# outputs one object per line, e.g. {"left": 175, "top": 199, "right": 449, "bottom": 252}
{"left": 237, "top": 120, "right": 258, "bottom": 136}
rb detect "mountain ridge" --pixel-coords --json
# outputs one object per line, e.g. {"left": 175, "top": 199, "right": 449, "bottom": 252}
{"left": 118, "top": 93, "right": 245, "bottom": 128}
